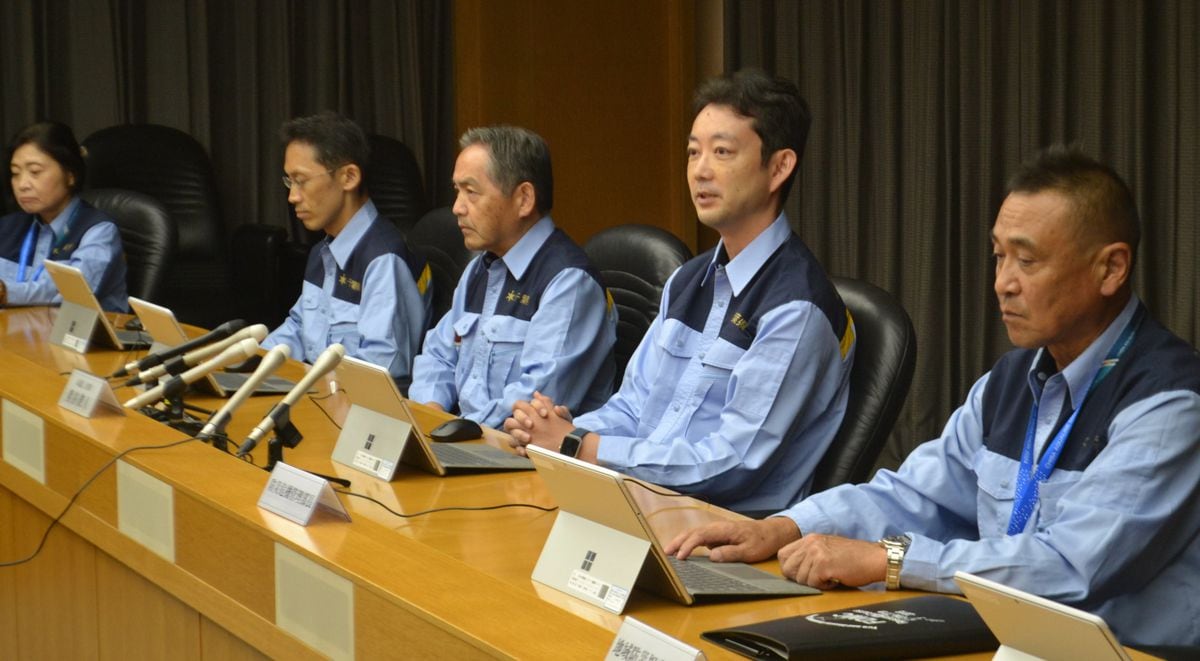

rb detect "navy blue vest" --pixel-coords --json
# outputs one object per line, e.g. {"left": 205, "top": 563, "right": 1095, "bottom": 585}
{"left": 304, "top": 216, "right": 427, "bottom": 305}
{"left": 665, "top": 233, "right": 850, "bottom": 351}
{"left": 0, "top": 201, "right": 112, "bottom": 264}
{"left": 462, "top": 228, "right": 603, "bottom": 322}
{"left": 981, "top": 304, "right": 1200, "bottom": 470}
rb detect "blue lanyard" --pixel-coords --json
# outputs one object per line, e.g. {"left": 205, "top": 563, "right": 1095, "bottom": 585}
{"left": 1007, "top": 307, "right": 1142, "bottom": 534}
{"left": 17, "top": 203, "right": 78, "bottom": 283}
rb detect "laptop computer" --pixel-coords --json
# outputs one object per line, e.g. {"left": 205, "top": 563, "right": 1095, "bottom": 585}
{"left": 127, "top": 297, "right": 294, "bottom": 397}
{"left": 44, "top": 260, "right": 151, "bottom": 352}
{"left": 527, "top": 444, "right": 818, "bottom": 613}
{"left": 954, "top": 571, "right": 1132, "bottom": 661}
{"left": 332, "top": 355, "right": 532, "bottom": 478}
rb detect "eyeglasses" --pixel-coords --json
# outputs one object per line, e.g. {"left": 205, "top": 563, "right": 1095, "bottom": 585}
{"left": 281, "top": 165, "right": 343, "bottom": 191}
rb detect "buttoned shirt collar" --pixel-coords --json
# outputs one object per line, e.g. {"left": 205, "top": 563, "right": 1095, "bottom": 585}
{"left": 1026, "top": 294, "right": 1141, "bottom": 406}
{"left": 325, "top": 199, "right": 378, "bottom": 268}
{"left": 496, "top": 216, "right": 553, "bottom": 280}
{"left": 702, "top": 213, "right": 791, "bottom": 295}
{"left": 46, "top": 196, "right": 81, "bottom": 237}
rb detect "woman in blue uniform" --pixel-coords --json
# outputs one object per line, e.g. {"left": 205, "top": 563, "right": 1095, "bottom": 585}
{"left": 1, "top": 121, "right": 127, "bottom": 310}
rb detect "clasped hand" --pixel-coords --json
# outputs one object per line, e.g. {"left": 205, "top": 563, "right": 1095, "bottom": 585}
{"left": 503, "top": 391, "right": 573, "bottom": 456}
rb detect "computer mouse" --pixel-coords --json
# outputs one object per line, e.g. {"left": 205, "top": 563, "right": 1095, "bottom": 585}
{"left": 429, "top": 418, "right": 484, "bottom": 442}
{"left": 124, "top": 317, "right": 144, "bottom": 331}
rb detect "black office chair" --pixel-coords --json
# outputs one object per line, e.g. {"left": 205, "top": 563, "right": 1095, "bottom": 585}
{"left": 808, "top": 276, "right": 917, "bottom": 493}
{"left": 229, "top": 223, "right": 293, "bottom": 328}
{"left": 80, "top": 188, "right": 177, "bottom": 303}
{"left": 83, "top": 124, "right": 231, "bottom": 326}
{"left": 584, "top": 224, "right": 692, "bottom": 384}
{"left": 367, "top": 134, "right": 428, "bottom": 235}
{"left": 407, "top": 206, "right": 475, "bottom": 323}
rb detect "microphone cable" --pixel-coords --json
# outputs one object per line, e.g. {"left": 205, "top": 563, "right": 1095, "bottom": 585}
{"left": 334, "top": 489, "right": 558, "bottom": 519}
{"left": 0, "top": 436, "right": 201, "bottom": 568}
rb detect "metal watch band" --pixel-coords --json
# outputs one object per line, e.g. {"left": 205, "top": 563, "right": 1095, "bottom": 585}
{"left": 879, "top": 535, "right": 910, "bottom": 590}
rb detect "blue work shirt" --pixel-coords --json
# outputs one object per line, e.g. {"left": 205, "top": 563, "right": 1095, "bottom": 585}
{"left": 410, "top": 216, "right": 616, "bottom": 428}
{"left": 780, "top": 296, "right": 1200, "bottom": 647}
{"left": 263, "top": 200, "right": 431, "bottom": 388}
{"left": 0, "top": 197, "right": 128, "bottom": 311}
{"left": 573, "top": 214, "right": 855, "bottom": 512}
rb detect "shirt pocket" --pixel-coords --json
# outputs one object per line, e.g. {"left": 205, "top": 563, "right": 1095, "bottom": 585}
{"left": 481, "top": 315, "right": 530, "bottom": 395}
{"left": 1032, "top": 471, "right": 1082, "bottom": 523}
{"left": 705, "top": 339, "right": 790, "bottom": 420}
{"left": 699, "top": 339, "right": 743, "bottom": 402}
{"left": 689, "top": 341, "right": 746, "bottom": 430}
{"left": 329, "top": 324, "right": 363, "bottom": 351}
{"left": 328, "top": 297, "right": 363, "bottom": 350}
{"left": 974, "top": 451, "right": 1018, "bottom": 536}
{"left": 656, "top": 320, "right": 702, "bottom": 360}
{"left": 301, "top": 290, "right": 322, "bottom": 315}
{"left": 452, "top": 313, "right": 480, "bottom": 384}
{"left": 640, "top": 321, "right": 701, "bottom": 423}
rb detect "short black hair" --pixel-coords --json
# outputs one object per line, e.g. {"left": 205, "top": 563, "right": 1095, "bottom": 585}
{"left": 8, "top": 121, "right": 87, "bottom": 193}
{"left": 459, "top": 126, "right": 554, "bottom": 215}
{"left": 692, "top": 68, "right": 812, "bottom": 206}
{"left": 280, "top": 111, "right": 370, "bottom": 187}
{"left": 1007, "top": 146, "right": 1140, "bottom": 260}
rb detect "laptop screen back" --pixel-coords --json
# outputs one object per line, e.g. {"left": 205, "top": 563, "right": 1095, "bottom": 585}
{"left": 527, "top": 444, "right": 653, "bottom": 542}
{"left": 953, "top": 571, "right": 1131, "bottom": 661}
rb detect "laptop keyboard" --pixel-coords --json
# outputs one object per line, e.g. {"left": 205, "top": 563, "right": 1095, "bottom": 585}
{"left": 116, "top": 330, "right": 153, "bottom": 350}
{"left": 668, "top": 557, "right": 768, "bottom": 594}
{"left": 431, "top": 443, "right": 504, "bottom": 467}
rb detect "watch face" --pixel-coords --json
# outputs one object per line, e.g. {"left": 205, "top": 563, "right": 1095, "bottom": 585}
{"left": 559, "top": 435, "right": 582, "bottom": 458}
{"left": 883, "top": 534, "right": 912, "bottom": 550}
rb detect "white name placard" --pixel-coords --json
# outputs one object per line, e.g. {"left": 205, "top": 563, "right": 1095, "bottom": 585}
{"left": 258, "top": 462, "right": 351, "bottom": 526}
{"left": 606, "top": 616, "right": 706, "bottom": 661}
{"left": 61, "top": 333, "right": 90, "bottom": 353}
{"left": 58, "top": 369, "right": 125, "bottom": 418}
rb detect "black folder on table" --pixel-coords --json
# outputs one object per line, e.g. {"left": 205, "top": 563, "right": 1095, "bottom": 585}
{"left": 701, "top": 594, "right": 998, "bottom": 660}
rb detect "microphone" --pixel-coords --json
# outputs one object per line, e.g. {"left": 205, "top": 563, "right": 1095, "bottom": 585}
{"left": 124, "top": 324, "right": 268, "bottom": 387}
{"left": 236, "top": 343, "right": 345, "bottom": 457}
{"left": 196, "top": 344, "right": 291, "bottom": 441}
{"left": 123, "top": 338, "right": 260, "bottom": 410}
{"left": 112, "top": 319, "right": 247, "bottom": 378}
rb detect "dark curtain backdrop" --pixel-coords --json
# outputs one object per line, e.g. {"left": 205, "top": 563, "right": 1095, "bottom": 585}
{"left": 0, "top": 0, "right": 454, "bottom": 236}
{"left": 726, "top": 0, "right": 1200, "bottom": 470}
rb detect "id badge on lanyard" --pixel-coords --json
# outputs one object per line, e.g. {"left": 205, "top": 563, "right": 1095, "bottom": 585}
{"left": 1006, "top": 308, "right": 1142, "bottom": 534}
{"left": 17, "top": 205, "right": 77, "bottom": 283}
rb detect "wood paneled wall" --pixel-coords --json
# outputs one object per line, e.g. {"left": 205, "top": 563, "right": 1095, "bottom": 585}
{"left": 0, "top": 486, "right": 266, "bottom": 661}
{"left": 455, "top": 0, "right": 721, "bottom": 251}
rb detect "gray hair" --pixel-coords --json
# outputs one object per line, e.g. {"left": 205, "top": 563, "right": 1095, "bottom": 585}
{"left": 459, "top": 126, "right": 553, "bottom": 215}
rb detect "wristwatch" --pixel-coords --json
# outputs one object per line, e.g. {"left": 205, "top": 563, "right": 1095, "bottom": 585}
{"left": 879, "top": 534, "right": 911, "bottom": 590}
{"left": 559, "top": 427, "right": 590, "bottom": 458}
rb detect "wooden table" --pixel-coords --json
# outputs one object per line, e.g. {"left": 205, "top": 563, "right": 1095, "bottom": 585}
{"left": 0, "top": 306, "right": 1038, "bottom": 659}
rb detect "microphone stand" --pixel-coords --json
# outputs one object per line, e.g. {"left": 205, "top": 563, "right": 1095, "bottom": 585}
{"left": 261, "top": 407, "right": 350, "bottom": 488}
{"left": 203, "top": 431, "right": 232, "bottom": 454}
{"left": 136, "top": 375, "right": 206, "bottom": 439}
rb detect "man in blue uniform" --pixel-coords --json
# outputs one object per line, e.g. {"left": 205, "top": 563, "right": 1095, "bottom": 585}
{"left": 505, "top": 70, "right": 856, "bottom": 513}
{"left": 408, "top": 126, "right": 616, "bottom": 428}
{"left": 262, "top": 112, "right": 431, "bottom": 388}
{"left": 667, "top": 148, "right": 1200, "bottom": 648}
